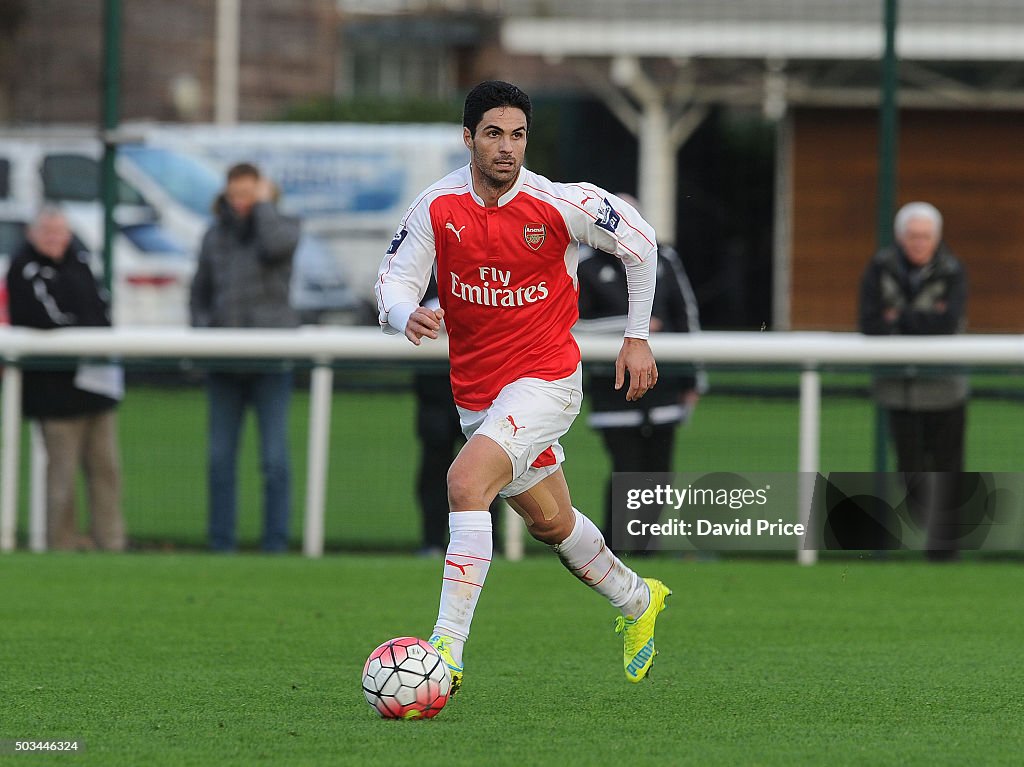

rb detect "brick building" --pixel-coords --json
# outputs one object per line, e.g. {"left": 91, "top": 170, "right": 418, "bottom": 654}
{"left": 0, "top": 0, "right": 338, "bottom": 124}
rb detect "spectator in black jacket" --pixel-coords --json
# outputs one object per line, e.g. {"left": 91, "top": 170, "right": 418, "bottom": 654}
{"left": 5, "top": 207, "right": 125, "bottom": 551}
{"left": 858, "top": 201, "right": 968, "bottom": 560}
{"left": 576, "top": 195, "right": 704, "bottom": 552}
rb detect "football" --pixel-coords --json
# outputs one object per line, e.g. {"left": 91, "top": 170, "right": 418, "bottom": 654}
{"left": 361, "top": 637, "right": 451, "bottom": 719}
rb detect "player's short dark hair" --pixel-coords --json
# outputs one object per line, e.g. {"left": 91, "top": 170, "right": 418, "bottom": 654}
{"left": 226, "top": 162, "right": 260, "bottom": 182}
{"left": 463, "top": 81, "right": 532, "bottom": 137}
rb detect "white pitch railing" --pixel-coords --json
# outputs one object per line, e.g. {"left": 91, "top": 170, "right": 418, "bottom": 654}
{"left": 3, "top": 327, "right": 1023, "bottom": 560}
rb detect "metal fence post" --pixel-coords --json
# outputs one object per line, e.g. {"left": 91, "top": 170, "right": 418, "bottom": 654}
{"left": 798, "top": 368, "right": 820, "bottom": 565}
{"left": 303, "top": 363, "right": 333, "bottom": 558}
{"left": 1, "top": 364, "right": 23, "bottom": 552}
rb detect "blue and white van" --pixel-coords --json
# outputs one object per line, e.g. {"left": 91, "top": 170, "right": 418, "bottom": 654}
{"left": 129, "top": 122, "right": 467, "bottom": 321}
{"left": 1, "top": 122, "right": 467, "bottom": 325}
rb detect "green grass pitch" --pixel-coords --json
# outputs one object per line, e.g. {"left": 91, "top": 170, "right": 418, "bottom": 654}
{"left": 3, "top": 553, "right": 1023, "bottom": 766}
{"left": 4, "top": 371, "right": 1024, "bottom": 764}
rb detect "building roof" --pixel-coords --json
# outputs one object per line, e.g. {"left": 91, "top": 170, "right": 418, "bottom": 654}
{"left": 498, "top": 0, "right": 1024, "bottom": 25}
{"left": 499, "top": 1, "right": 1024, "bottom": 62}
{"left": 503, "top": 20, "right": 1024, "bottom": 62}
{"left": 334, "top": 1, "right": 1024, "bottom": 108}
{"left": 340, "top": 0, "right": 1024, "bottom": 27}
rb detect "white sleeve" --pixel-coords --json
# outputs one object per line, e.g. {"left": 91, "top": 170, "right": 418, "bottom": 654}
{"left": 385, "top": 302, "right": 419, "bottom": 336}
{"left": 567, "top": 188, "right": 657, "bottom": 340}
{"left": 622, "top": 260, "right": 656, "bottom": 340}
{"left": 375, "top": 200, "right": 437, "bottom": 335}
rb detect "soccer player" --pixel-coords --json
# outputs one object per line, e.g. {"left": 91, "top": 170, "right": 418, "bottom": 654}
{"left": 375, "top": 81, "right": 671, "bottom": 693}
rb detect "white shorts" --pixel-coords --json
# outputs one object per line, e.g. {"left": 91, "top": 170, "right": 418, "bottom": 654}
{"left": 457, "top": 364, "right": 583, "bottom": 498}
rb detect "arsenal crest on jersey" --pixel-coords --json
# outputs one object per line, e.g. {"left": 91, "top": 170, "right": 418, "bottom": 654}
{"left": 523, "top": 223, "right": 546, "bottom": 250}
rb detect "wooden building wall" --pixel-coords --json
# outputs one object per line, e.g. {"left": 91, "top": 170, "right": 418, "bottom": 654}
{"left": 3, "top": 0, "right": 337, "bottom": 124}
{"left": 790, "top": 107, "right": 1024, "bottom": 332}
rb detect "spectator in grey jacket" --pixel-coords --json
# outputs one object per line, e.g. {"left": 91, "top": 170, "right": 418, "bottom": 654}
{"left": 858, "top": 201, "right": 967, "bottom": 560}
{"left": 190, "top": 163, "right": 300, "bottom": 552}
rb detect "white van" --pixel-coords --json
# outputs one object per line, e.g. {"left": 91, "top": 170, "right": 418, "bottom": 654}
{"left": 130, "top": 122, "right": 467, "bottom": 316}
{"left": 0, "top": 129, "right": 364, "bottom": 325}
{"left": 110, "top": 140, "right": 358, "bottom": 323}
{"left": 0, "top": 134, "right": 199, "bottom": 326}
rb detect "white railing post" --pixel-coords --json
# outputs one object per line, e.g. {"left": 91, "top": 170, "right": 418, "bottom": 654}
{"left": 29, "top": 422, "right": 47, "bottom": 552}
{"left": 1, "top": 364, "right": 22, "bottom": 552}
{"left": 797, "top": 367, "right": 820, "bottom": 565}
{"left": 303, "top": 363, "right": 333, "bottom": 558}
{"left": 501, "top": 500, "right": 524, "bottom": 561}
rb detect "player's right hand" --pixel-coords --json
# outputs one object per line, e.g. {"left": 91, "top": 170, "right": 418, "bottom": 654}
{"left": 405, "top": 306, "right": 445, "bottom": 345}
{"left": 615, "top": 337, "right": 658, "bottom": 401}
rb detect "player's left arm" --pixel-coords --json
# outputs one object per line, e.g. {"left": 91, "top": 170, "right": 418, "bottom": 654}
{"left": 375, "top": 201, "right": 437, "bottom": 340}
{"left": 568, "top": 189, "right": 658, "bottom": 401}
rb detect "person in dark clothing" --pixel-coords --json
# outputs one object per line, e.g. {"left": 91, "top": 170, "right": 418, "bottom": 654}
{"left": 858, "top": 201, "right": 968, "bottom": 561}
{"left": 413, "top": 370, "right": 462, "bottom": 555}
{"left": 190, "top": 163, "right": 301, "bottom": 552}
{"left": 5, "top": 207, "right": 124, "bottom": 551}
{"left": 576, "top": 195, "right": 704, "bottom": 552}
{"left": 412, "top": 276, "right": 500, "bottom": 555}
{"left": 412, "top": 275, "right": 459, "bottom": 554}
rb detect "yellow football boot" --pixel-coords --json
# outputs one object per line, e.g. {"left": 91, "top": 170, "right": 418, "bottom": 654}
{"left": 428, "top": 634, "right": 464, "bottom": 696}
{"left": 614, "top": 578, "right": 672, "bottom": 683}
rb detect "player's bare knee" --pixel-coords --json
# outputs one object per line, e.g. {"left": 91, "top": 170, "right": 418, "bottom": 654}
{"left": 528, "top": 508, "right": 573, "bottom": 544}
{"left": 526, "top": 518, "right": 558, "bottom": 545}
{"left": 447, "top": 464, "right": 485, "bottom": 510}
{"left": 511, "top": 485, "right": 574, "bottom": 544}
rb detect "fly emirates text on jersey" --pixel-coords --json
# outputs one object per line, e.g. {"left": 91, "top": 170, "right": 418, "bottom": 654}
{"left": 450, "top": 266, "right": 550, "bottom": 307}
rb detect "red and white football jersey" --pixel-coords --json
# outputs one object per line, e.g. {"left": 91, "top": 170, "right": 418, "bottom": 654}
{"left": 376, "top": 164, "right": 657, "bottom": 410}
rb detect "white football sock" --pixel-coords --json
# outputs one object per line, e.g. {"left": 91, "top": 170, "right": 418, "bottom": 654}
{"left": 432, "top": 510, "right": 492, "bottom": 667}
{"left": 553, "top": 508, "right": 650, "bottom": 619}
